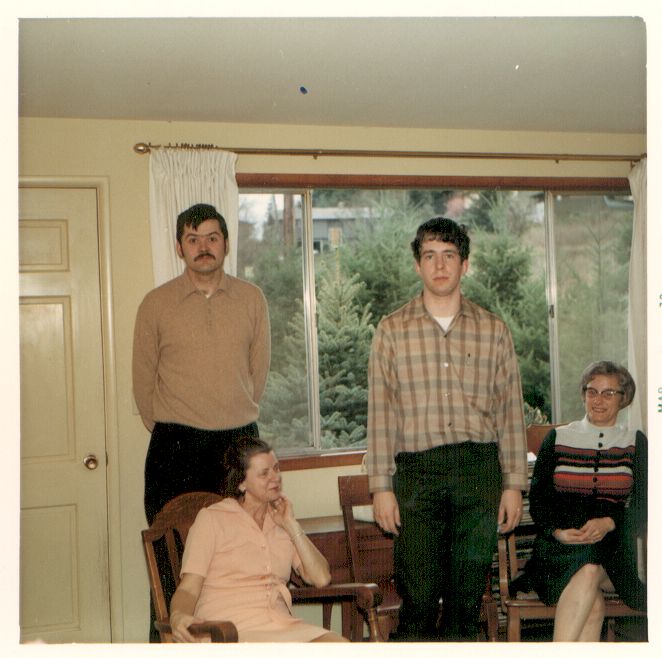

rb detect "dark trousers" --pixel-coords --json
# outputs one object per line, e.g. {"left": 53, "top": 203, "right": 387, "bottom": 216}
{"left": 144, "top": 421, "right": 259, "bottom": 524}
{"left": 144, "top": 421, "right": 259, "bottom": 641}
{"left": 391, "top": 442, "right": 502, "bottom": 642}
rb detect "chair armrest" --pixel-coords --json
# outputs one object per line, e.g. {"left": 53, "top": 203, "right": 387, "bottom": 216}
{"left": 290, "top": 582, "right": 383, "bottom": 612}
{"left": 155, "top": 619, "right": 239, "bottom": 642}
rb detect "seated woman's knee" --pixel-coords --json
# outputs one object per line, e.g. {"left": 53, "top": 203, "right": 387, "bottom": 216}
{"left": 576, "top": 563, "right": 605, "bottom": 587}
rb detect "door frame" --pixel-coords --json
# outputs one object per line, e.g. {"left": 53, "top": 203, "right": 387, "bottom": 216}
{"left": 19, "top": 176, "right": 123, "bottom": 641}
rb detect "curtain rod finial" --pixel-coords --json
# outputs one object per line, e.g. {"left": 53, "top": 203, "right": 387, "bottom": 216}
{"left": 134, "top": 142, "right": 151, "bottom": 154}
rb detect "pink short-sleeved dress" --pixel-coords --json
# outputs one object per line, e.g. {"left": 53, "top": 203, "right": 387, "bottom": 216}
{"left": 181, "top": 498, "right": 328, "bottom": 642}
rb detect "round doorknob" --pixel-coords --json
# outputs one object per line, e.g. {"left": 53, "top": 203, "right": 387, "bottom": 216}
{"left": 83, "top": 454, "right": 99, "bottom": 470}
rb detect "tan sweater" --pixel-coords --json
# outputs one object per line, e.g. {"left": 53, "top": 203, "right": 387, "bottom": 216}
{"left": 132, "top": 272, "right": 270, "bottom": 432}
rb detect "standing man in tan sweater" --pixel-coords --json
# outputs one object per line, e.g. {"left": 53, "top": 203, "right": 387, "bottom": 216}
{"left": 133, "top": 203, "right": 271, "bottom": 525}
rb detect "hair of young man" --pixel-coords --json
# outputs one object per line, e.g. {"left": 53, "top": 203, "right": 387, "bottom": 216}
{"left": 176, "top": 203, "right": 229, "bottom": 243}
{"left": 410, "top": 216, "right": 471, "bottom": 262}
{"left": 220, "top": 435, "right": 273, "bottom": 500}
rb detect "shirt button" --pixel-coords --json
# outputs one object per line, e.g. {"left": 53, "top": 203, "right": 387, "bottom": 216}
{"left": 443, "top": 362, "right": 449, "bottom": 368}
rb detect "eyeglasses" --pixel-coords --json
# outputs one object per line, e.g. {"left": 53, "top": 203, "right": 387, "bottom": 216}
{"left": 583, "top": 387, "right": 624, "bottom": 400}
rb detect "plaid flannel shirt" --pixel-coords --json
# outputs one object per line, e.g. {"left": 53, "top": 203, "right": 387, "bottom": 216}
{"left": 367, "top": 294, "right": 528, "bottom": 493}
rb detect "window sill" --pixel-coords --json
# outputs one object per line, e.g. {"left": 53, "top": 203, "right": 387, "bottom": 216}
{"left": 279, "top": 450, "right": 365, "bottom": 472}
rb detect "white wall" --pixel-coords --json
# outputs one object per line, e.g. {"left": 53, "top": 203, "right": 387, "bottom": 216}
{"left": 18, "top": 117, "right": 644, "bottom": 641}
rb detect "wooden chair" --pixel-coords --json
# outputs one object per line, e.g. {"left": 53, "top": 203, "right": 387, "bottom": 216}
{"left": 142, "top": 491, "right": 383, "bottom": 642}
{"left": 338, "top": 474, "right": 498, "bottom": 641}
{"left": 497, "top": 530, "right": 646, "bottom": 641}
{"left": 525, "top": 423, "right": 559, "bottom": 456}
{"left": 338, "top": 475, "right": 400, "bottom": 640}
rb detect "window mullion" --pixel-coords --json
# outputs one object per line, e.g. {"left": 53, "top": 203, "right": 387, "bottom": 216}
{"left": 544, "top": 191, "right": 561, "bottom": 422}
{"left": 300, "top": 190, "right": 322, "bottom": 448}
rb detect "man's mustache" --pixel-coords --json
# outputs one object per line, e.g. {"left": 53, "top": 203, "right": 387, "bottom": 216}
{"left": 194, "top": 252, "right": 216, "bottom": 261}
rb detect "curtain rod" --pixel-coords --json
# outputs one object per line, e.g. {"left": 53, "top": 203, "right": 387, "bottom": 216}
{"left": 132, "top": 141, "right": 644, "bottom": 164}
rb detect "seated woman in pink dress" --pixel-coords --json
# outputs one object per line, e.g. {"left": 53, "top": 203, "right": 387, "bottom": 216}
{"left": 169, "top": 436, "right": 348, "bottom": 642}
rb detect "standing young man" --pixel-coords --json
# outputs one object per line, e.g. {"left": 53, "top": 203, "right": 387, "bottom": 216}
{"left": 133, "top": 203, "right": 271, "bottom": 524}
{"left": 366, "top": 217, "right": 528, "bottom": 641}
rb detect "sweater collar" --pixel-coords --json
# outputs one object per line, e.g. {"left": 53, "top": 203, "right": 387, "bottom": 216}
{"left": 577, "top": 415, "right": 627, "bottom": 437}
{"left": 174, "top": 269, "right": 230, "bottom": 302}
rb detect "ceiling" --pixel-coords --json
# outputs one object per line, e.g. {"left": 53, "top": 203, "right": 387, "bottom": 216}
{"left": 18, "top": 16, "right": 647, "bottom": 134}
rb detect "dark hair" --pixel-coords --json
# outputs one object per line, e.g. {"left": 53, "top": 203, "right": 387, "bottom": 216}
{"left": 580, "top": 360, "right": 636, "bottom": 408}
{"left": 176, "top": 203, "right": 228, "bottom": 243}
{"left": 220, "top": 436, "right": 273, "bottom": 499}
{"left": 410, "top": 217, "right": 470, "bottom": 262}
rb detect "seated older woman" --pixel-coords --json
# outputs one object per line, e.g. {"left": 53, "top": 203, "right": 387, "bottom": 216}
{"left": 169, "top": 435, "right": 349, "bottom": 642}
{"left": 523, "top": 360, "right": 647, "bottom": 641}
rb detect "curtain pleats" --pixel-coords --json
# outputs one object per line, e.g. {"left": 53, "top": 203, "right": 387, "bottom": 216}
{"left": 627, "top": 158, "right": 646, "bottom": 434}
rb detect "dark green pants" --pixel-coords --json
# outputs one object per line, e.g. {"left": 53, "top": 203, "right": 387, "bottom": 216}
{"left": 392, "top": 442, "right": 502, "bottom": 641}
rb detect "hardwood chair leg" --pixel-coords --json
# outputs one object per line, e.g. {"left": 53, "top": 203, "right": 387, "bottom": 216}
{"left": 369, "top": 609, "right": 385, "bottom": 641}
{"left": 322, "top": 602, "right": 332, "bottom": 630}
{"left": 340, "top": 600, "right": 352, "bottom": 640}
{"left": 486, "top": 600, "right": 499, "bottom": 641}
{"left": 606, "top": 618, "right": 615, "bottom": 642}
{"left": 507, "top": 612, "right": 522, "bottom": 642}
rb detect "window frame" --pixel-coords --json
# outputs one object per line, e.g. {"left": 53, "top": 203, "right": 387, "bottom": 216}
{"left": 237, "top": 172, "right": 632, "bottom": 470}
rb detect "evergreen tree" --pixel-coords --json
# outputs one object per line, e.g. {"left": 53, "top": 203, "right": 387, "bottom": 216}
{"left": 500, "top": 277, "right": 551, "bottom": 417}
{"left": 257, "top": 295, "right": 310, "bottom": 448}
{"left": 462, "top": 190, "right": 535, "bottom": 237}
{"left": 250, "top": 244, "right": 303, "bottom": 373}
{"left": 463, "top": 228, "right": 551, "bottom": 419}
{"left": 259, "top": 257, "right": 375, "bottom": 448}
{"left": 555, "top": 204, "right": 632, "bottom": 419}
{"left": 317, "top": 260, "right": 374, "bottom": 447}
{"left": 461, "top": 231, "right": 532, "bottom": 312}
{"left": 337, "top": 194, "right": 424, "bottom": 322}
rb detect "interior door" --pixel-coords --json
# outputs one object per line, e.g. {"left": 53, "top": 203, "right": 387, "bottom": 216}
{"left": 19, "top": 186, "right": 111, "bottom": 642}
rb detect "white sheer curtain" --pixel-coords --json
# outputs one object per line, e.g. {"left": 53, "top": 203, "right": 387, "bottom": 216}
{"left": 148, "top": 149, "right": 239, "bottom": 287}
{"left": 627, "top": 158, "right": 646, "bottom": 434}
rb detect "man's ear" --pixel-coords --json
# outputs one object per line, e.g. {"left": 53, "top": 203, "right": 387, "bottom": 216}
{"left": 175, "top": 241, "right": 184, "bottom": 259}
{"left": 461, "top": 258, "right": 470, "bottom": 275}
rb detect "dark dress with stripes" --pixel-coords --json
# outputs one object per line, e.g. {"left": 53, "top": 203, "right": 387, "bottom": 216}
{"left": 524, "top": 418, "right": 647, "bottom": 611}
